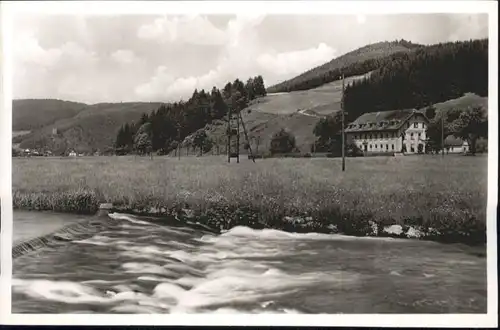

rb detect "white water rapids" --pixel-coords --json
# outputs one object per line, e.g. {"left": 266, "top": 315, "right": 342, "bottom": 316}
{"left": 12, "top": 212, "right": 487, "bottom": 314}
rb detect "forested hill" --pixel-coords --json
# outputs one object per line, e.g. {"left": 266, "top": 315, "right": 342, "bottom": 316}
{"left": 343, "top": 38, "right": 488, "bottom": 122}
{"left": 113, "top": 76, "right": 267, "bottom": 155}
{"left": 267, "top": 40, "right": 423, "bottom": 93}
{"left": 13, "top": 99, "right": 88, "bottom": 131}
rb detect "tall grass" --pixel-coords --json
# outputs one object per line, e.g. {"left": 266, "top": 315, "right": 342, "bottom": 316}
{"left": 12, "top": 155, "right": 488, "bottom": 244}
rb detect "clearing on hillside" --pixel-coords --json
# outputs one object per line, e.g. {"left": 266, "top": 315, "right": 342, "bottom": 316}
{"left": 199, "top": 92, "right": 487, "bottom": 155}
{"left": 253, "top": 73, "right": 370, "bottom": 116}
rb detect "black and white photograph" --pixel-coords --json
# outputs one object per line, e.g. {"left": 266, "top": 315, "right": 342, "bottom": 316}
{"left": 0, "top": 0, "right": 498, "bottom": 327}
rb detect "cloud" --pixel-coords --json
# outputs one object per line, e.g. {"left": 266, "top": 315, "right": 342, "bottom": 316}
{"left": 14, "top": 31, "right": 97, "bottom": 70}
{"left": 135, "top": 14, "right": 270, "bottom": 101}
{"left": 111, "top": 49, "right": 138, "bottom": 64}
{"left": 14, "top": 32, "right": 62, "bottom": 68}
{"left": 13, "top": 14, "right": 489, "bottom": 103}
{"left": 135, "top": 65, "right": 222, "bottom": 101}
{"left": 257, "top": 43, "right": 336, "bottom": 76}
{"left": 446, "top": 14, "right": 488, "bottom": 42}
{"left": 137, "top": 15, "right": 227, "bottom": 45}
{"left": 135, "top": 36, "right": 336, "bottom": 101}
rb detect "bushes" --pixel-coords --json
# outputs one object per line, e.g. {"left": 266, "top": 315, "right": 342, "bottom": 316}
{"left": 13, "top": 189, "right": 99, "bottom": 215}
{"left": 270, "top": 129, "right": 297, "bottom": 154}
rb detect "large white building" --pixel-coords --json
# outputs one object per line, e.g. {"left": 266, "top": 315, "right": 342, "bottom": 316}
{"left": 345, "top": 109, "right": 430, "bottom": 155}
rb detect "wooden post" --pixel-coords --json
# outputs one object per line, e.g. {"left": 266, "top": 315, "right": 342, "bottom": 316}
{"left": 177, "top": 126, "right": 181, "bottom": 160}
{"left": 341, "top": 74, "right": 345, "bottom": 171}
{"left": 236, "top": 114, "right": 240, "bottom": 163}
{"left": 227, "top": 107, "right": 231, "bottom": 163}
{"left": 441, "top": 116, "right": 444, "bottom": 157}
{"left": 238, "top": 110, "right": 255, "bottom": 162}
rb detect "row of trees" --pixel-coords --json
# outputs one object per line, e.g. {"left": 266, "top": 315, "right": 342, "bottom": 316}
{"left": 343, "top": 39, "right": 488, "bottom": 123}
{"left": 267, "top": 39, "right": 422, "bottom": 93}
{"left": 425, "top": 105, "right": 488, "bottom": 155}
{"left": 114, "top": 75, "right": 266, "bottom": 155}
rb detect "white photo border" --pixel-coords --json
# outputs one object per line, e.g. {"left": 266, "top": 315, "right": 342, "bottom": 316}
{"left": 0, "top": 1, "right": 497, "bottom": 327}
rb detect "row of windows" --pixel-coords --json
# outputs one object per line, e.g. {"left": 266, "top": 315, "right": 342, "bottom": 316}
{"left": 406, "top": 122, "right": 424, "bottom": 129}
{"left": 364, "top": 144, "right": 395, "bottom": 150}
{"left": 353, "top": 131, "right": 424, "bottom": 140}
{"left": 348, "top": 121, "right": 399, "bottom": 130}
{"left": 354, "top": 132, "right": 397, "bottom": 139}
{"left": 350, "top": 121, "right": 424, "bottom": 131}
{"left": 409, "top": 132, "right": 423, "bottom": 140}
{"left": 361, "top": 144, "right": 424, "bottom": 152}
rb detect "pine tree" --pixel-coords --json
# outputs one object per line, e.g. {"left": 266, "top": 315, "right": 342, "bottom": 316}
{"left": 245, "top": 77, "right": 255, "bottom": 100}
{"left": 210, "top": 87, "right": 228, "bottom": 120}
{"left": 254, "top": 75, "right": 266, "bottom": 97}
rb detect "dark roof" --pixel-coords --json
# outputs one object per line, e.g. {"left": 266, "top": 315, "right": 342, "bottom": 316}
{"left": 345, "top": 109, "right": 427, "bottom": 133}
{"left": 444, "top": 136, "right": 467, "bottom": 147}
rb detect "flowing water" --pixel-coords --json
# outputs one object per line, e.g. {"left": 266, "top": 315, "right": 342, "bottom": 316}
{"left": 12, "top": 212, "right": 487, "bottom": 314}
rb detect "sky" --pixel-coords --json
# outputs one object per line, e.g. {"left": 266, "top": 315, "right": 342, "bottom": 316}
{"left": 12, "top": 13, "right": 488, "bottom": 104}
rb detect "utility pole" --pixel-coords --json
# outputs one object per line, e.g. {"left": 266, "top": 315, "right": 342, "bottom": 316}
{"left": 227, "top": 107, "right": 231, "bottom": 163}
{"left": 177, "top": 125, "right": 181, "bottom": 160}
{"left": 236, "top": 113, "right": 240, "bottom": 163}
{"left": 341, "top": 73, "right": 346, "bottom": 172}
{"left": 441, "top": 115, "right": 444, "bottom": 157}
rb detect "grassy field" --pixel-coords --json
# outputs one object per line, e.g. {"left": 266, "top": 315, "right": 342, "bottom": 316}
{"left": 256, "top": 73, "right": 369, "bottom": 115}
{"left": 12, "top": 154, "right": 488, "bottom": 243}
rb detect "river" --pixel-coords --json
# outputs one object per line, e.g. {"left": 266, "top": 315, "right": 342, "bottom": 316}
{"left": 12, "top": 212, "right": 487, "bottom": 314}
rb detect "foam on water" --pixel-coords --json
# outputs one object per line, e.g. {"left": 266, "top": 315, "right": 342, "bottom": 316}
{"left": 12, "top": 212, "right": 486, "bottom": 314}
{"left": 13, "top": 213, "right": 361, "bottom": 313}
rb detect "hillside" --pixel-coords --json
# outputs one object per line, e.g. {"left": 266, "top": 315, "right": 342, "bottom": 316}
{"left": 432, "top": 93, "right": 488, "bottom": 116}
{"left": 13, "top": 99, "right": 88, "bottom": 131}
{"left": 195, "top": 92, "right": 488, "bottom": 156}
{"left": 175, "top": 73, "right": 368, "bottom": 155}
{"left": 343, "top": 39, "right": 488, "bottom": 122}
{"left": 259, "top": 73, "right": 369, "bottom": 116}
{"left": 14, "top": 38, "right": 487, "bottom": 156}
{"left": 267, "top": 40, "right": 422, "bottom": 93}
{"left": 15, "top": 102, "right": 163, "bottom": 154}
{"left": 197, "top": 108, "right": 319, "bottom": 155}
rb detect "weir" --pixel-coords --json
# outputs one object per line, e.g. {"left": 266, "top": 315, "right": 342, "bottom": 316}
{"left": 12, "top": 203, "right": 115, "bottom": 259}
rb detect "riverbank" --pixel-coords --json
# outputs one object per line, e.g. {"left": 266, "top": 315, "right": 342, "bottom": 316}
{"left": 12, "top": 155, "right": 488, "bottom": 245}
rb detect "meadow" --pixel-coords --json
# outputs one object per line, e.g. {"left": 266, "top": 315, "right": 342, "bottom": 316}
{"left": 12, "top": 154, "right": 488, "bottom": 244}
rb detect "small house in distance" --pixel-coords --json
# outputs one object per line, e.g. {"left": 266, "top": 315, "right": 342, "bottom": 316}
{"left": 345, "top": 109, "right": 429, "bottom": 155}
{"left": 444, "top": 136, "right": 469, "bottom": 154}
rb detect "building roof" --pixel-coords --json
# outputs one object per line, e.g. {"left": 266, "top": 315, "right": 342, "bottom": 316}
{"left": 444, "top": 136, "right": 467, "bottom": 147}
{"left": 345, "top": 109, "right": 427, "bottom": 133}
